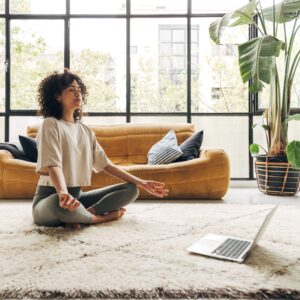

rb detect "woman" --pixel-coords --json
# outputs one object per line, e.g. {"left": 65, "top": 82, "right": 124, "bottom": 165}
{"left": 32, "top": 68, "right": 168, "bottom": 230}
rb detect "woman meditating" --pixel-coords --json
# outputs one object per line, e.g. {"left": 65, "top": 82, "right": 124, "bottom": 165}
{"left": 32, "top": 68, "right": 168, "bottom": 229}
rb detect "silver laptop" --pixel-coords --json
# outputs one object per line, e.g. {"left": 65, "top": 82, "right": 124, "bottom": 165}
{"left": 186, "top": 205, "right": 278, "bottom": 263}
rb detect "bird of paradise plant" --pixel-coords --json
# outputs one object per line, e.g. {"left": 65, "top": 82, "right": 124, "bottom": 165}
{"left": 209, "top": 0, "right": 300, "bottom": 169}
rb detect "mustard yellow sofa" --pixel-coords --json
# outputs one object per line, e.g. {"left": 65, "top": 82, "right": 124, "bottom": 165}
{"left": 0, "top": 122, "right": 230, "bottom": 200}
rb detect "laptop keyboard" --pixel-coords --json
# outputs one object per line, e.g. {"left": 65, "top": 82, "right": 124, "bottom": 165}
{"left": 212, "top": 238, "right": 251, "bottom": 259}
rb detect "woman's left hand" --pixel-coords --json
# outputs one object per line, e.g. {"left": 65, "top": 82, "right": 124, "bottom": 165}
{"left": 137, "top": 180, "right": 169, "bottom": 198}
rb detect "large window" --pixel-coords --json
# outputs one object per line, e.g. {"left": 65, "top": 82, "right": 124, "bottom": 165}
{"left": 191, "top": 18, "right": 248, "bottom": 112}
{"left": 70, "top": 0, "right": 126, "bottom": 14}
{"left": 70, "top": 19, "right": 126, "bottom": 112}
{"left": 11, "top": 20, "right": 64, "bottom": 110}
{"left": 9, "top": 116, "right": 43, "bottom": 142}
{"left": 10, "top": 0, "right": 65, "bottom": 14}
{"left": 1, "top": 0, "right": 299, "bottom": 180}
{"left": 131, "top": 0, "right": 187, "bottom": 14}
{"left": 0, "top": 1, "right": 4, "bottom": 13}
{"left": 192, "top": 0, "right": 248, "bottom": 13}
{"left": 193, "top": 116, "right": 249, "bottom": 178}
{"left": 131, "top": 18, "right": 187, "bottom": 112}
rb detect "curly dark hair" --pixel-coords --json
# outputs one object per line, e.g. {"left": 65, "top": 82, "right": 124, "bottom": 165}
{"left": 36, "top": 68, "right": 88, "bottom": 121}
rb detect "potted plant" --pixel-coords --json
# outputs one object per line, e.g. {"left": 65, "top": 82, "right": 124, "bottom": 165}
{"left": 209, "top": 0, "right": 300, "bottom": 195}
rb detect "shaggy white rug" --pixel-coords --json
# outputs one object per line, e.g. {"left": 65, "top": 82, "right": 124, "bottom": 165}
{"left": 0, "top": 202, "right": 299, "bottom": 299}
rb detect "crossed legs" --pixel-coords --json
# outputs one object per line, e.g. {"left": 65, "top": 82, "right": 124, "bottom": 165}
{"left": 32, "top": 183, "right": 139, "bottom": 228}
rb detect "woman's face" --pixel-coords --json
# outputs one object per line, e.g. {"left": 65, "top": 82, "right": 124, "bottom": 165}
{"left": 57, "top": 80, "right": 82, "bottom": 111}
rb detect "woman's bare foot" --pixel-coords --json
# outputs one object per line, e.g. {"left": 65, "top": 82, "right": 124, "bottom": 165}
{"left": 64, "top": 208, "right": 126, "bottom": 228}
{"left": 64, "top": 223, "right": 81, "bottom": 230}
{"left": 91, "top": 208, "right": 126, "bottom": 224}
{"left": 87, "top": 207, "right": 96, "bottom": 215}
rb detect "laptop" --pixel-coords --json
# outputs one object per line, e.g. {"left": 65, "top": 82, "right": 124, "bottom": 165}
{"left": 186, "top": 205, "right": 278, "bottom": 263}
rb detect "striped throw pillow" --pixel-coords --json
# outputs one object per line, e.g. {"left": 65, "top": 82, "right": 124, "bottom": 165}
{"left": 147, "top": 129, "right": 183, "bottom": 165}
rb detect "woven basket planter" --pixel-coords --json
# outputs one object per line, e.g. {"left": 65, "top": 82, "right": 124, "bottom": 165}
{"left": 255, "top": 155, "right": 300, "bottom": 196}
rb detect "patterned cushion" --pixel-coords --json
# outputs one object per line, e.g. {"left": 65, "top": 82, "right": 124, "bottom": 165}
{"left": 147, "top": 130, "right": 183, "bottom": 165}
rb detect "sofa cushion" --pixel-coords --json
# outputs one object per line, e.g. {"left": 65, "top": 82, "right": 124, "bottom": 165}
{"left": 19, "top": 135, "right": 38, "bottom": 163}
{"left": 174, "top": 130, "right": 204, "bottom": 162}
{"left": 147, "top": 129, "right": 183, "bottom": 165}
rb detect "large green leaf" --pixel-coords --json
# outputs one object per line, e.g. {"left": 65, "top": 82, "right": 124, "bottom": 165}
{"left": 209, "top": 0, "right": 257, "bottom": 44}
{"left": 284, "top": 113, "right": 300, "bottom": 122}
{"left": 263, "top": 0, "right": 300, "bottom": 23}
{"left": 250, "top": 143, "right": 268, "bottom": 155}
{"left": 238, "top": 36, "right": 284, "bottom": 92}
{"left": 286, "top": 140, "right": 300, "bottom": 169}
{"left": 250, "top": 144, "right": 260, "bottom": 155}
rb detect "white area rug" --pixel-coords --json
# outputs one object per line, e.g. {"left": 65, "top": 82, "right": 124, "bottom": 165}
{"left": 0, "top": 202, "right": 299, "bottom": 299}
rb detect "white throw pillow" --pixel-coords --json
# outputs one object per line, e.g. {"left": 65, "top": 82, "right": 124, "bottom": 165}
{"left": 147, "top": 129, "right": 183, "bottom": 165}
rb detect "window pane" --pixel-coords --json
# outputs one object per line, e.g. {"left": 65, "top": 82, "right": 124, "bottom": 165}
{"left": 0, "top": 0, "right": 4, "bottom": 13}
{"left": 173, "top": 44, "right": 184, "bottom": 55}
{"left": 192, "top": 0, "right": 248, "bottom": 13}
{"left": 131, "top": 19, "right": 187, "bottom": 113}
{"left": 131, "top": 0, "right": 187, "bottom": 14}
{"left": 70, "top": 0, "right": 125, "bottom": 14}
{"left": 9, "top": 116, "right": 43, "bottom": 142}
{"left": 81, "top": 116, "right": 126, "bottom": 125}
{"left": 191, "top": 18, "right": 248, "bottom": 112}
{"left": 0, "top": 19, "right": 4, "bottom": 112}
{"left": 70, "top": 19, "right": 126, "bottom": 113}
{"left": 0, "top": 117, "right": 4, "bottom": 142}
{"left": 192, "top": 116, "right": 249, "bottom": 178}
{"left": 173, "top": 29, "right": 185, "bottom": 42}
{"left": 131, "top": 116, "right": 187, "bottom": 123}
{"left": 258, "top": 21, "right": 300, "bottom": 109}
{"left": 10, "top": 0, "right": 65, "bottom": 14}
{"left": 10, "top": 20, "right": 64, "bottom": 110}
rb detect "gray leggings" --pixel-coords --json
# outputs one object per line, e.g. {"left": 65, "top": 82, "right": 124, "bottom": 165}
{"left": 32, "top": 182, "right": 139, "bottom": 227}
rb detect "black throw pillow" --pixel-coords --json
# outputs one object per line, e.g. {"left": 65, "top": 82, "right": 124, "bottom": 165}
{"left": 173, "top": 130, "right": 203, "bottom": 162}
{"left": 19, "top": 135, "right": 38, "bottom": 162}
{"left": 0, "top": 142, "right": 30, "bottom": 161}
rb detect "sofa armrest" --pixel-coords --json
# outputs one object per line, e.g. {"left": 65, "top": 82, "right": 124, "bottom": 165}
{"left": 168, "top": 148, "right": 230, "bottom": 198}
{"left": 0, "top": 149, "right": 14, "bottom": 161}
{"left": 0, "top": 150, "right": 14, "bottom": 182}
{"left": 0, "top": 150, "right": 37, "bottom": 198}
{"left": 0, "top": 150, "right": 36, "bottom": 169}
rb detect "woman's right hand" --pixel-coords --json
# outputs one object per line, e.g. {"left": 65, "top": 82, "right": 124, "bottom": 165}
{"left": 59, "top": 192, "right": 80, "bottom": 212}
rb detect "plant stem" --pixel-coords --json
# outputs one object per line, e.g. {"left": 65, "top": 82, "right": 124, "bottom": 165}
{"left": 283, "top": 17, "right": 299, "bottom": 123}
{"left": 264, "top": 122, "right": 270, "bottom": 149}
{"left": 283, "top": 22, "right": 287, "bottom": 58}
{"left": 275, "top": 1, "right": 286, "bottom": 37}
{"left": 289, "top": 50, "right": 300, "bottom": 86}
{"left": 264, "top": 109, "right": 270, "bottom": 148}
{"left": 288, "top": 52, "right": 300, "bottom": 114}
{"left": 257, "top": 0, "right": 267, "bottom": 35}
{"left": 258, "top": 144, "right": 268, "bottom": 154}
{"left": 288, "top": 24, "right": 300, "bottom": 85}
{"left": 272, "top": 0, "right": 276, "bottom": 37}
